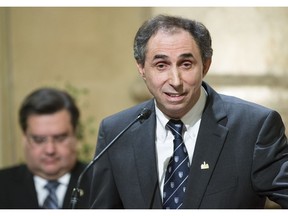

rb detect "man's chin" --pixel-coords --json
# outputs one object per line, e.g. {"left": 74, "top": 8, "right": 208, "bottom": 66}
{"left": 40, "top": 166, "right": 63, "bottom": 178}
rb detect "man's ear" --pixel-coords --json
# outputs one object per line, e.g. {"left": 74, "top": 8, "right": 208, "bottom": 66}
{"left": 136, "top": 63, "right": 146, "bottom": 80}
{"left": 203, "top": 58, "right": 212, "bottom": 77}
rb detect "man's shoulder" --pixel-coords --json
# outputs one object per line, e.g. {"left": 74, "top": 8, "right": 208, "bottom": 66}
{"left": 204, "top": 82, "right": 272, "bottom": 114}
{"left": 71, "top": 160, "right": 88, "bottom": 174}
{"left": 0, "top": 164, "right": 30, "bottom": 181}
{"left": 0, "top": 163, "right": 27, "bottom": 174}
{"left": 220, "top": 93, "right": 273, "bottom": 113}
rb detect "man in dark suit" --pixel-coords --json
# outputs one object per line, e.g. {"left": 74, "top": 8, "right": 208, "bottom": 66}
{"left": 89, "top": 15, "right": 288, "bottom": 209}
{"left": 0, "top": 88, "right": 90, "bottom": 209}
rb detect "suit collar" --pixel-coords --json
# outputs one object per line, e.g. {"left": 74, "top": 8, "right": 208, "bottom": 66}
{"left": 202, "top": 81, "right": 227, "bottom": 122}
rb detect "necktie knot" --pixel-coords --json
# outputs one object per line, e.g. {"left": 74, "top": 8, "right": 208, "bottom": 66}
{"left": 45, "top": 180, "right": 60, "bottom": 192}
{"left": 167, "top": 119, "right": 184, "bottom": 140}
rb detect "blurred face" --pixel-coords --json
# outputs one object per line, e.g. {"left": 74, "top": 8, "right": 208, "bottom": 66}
{"left": 137, "top": 29, "right": 211, "bottom": 119}
{"left": 23, "top": 109, "right": 78, "bottom": 180}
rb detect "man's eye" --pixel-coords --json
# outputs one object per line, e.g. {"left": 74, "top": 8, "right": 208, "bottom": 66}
{"left": 182, "top": 61, "right": 192, "bottom": 69}
{"left": 32, "top": 136, "right": 46, "bottom": 144}
{"left": 54, "top": 135, "right": 68, "bottom": 143}
{"left": 156, "top": 63, "right": 167, "bottom": 70}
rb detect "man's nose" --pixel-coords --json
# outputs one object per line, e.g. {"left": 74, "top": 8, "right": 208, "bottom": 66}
{"left": 169, "top": 67, "right": 182, "bottom": 87}
{"left": 43, "top": 140, "right": 56, "bottom": 153}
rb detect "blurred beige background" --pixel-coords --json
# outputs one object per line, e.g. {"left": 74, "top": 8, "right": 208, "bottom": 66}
{"left": 0, "top": 8, "right": 287, "bottom": 187}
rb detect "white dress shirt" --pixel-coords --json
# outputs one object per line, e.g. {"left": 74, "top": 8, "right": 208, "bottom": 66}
{"left": 155, "top": 86, "right": 207, "bottom": 198}
{"left": 34, "top": 173, "right": 71, "bottom": 208}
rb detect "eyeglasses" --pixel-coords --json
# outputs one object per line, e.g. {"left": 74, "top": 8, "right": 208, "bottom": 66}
{"left": 26, "top": 133, "right": 74, "bottom": 147}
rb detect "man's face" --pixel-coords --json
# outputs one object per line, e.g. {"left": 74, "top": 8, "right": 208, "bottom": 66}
{"left": 137, "top": 29, "right": 211, "bottom": 119}
{"left": 23, "top": 109, "right": 78, "bottom": 180}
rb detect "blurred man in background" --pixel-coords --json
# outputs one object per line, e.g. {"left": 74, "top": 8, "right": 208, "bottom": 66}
{"left": 0, "top": 87, "right": 90, "bottom": 209}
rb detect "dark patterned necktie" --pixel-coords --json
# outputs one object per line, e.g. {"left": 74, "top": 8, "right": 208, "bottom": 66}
{"left": 163, "top": 119, "right": 190, "bottom": 209}
{"left": 43, "top": 180, "right": 60, "bottom": 209}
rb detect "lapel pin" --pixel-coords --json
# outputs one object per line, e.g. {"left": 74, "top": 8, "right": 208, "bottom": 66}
{"left": 79, "top": 189, "right": 84, "bottom": 196}
{"left": 201, "top": 161, "right": 209, "bottom": 170}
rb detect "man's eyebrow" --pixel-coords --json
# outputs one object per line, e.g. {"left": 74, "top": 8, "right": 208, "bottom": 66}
{"left": 53, "top": 132, "right": 69, "bottom": 137}
{"left": 179, "top": 53, "right": 194, "bottom": 58}
{"left": 153, "top": 53, "right": 194, "bottom": 61}
{"left": 29, "top": 132, "right": 69, "bottom": 137}
{"left": 153, "top": 54, "right": 168, "bottom": 61}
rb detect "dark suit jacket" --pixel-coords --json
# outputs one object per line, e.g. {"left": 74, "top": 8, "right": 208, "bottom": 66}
{"left": 89, "top": 82, "right": 288, "bottom": 209}
{"left": 0, "top": 161, "right": 91, "bottom": 209}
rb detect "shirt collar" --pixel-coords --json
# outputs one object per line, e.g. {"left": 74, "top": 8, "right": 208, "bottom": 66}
{"left": 34, "top": 172, "right": 71, "bottom": 188}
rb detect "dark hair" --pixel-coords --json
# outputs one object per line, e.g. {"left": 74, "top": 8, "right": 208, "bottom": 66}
{"left": 19, "top": 87, "right": 80, "bottom": 132}
{"left": 133, "top": 14, "right": 213, "bottom": 66}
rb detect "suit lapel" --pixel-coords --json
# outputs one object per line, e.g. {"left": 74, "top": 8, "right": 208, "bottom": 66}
{"left": 183, "top": 83, "right": 229, "bottom": 208}
{"left": 132, "top": 101, "right": 163, "bottom": 208}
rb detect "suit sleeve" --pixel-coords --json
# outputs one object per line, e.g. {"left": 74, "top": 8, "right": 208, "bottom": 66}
{"left": 252, "top": 110, "right": 288, "bottom": 208}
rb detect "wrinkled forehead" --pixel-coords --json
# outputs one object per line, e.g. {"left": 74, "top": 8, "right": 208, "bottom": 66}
{"left": 148, "top": 28, "right": 197, "bottom": 48}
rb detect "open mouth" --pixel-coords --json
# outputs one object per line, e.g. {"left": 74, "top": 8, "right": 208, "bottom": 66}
{"left": 167, "top": 93, "right": 182, "bottom": 97}
{"left": 165, "top": 92, "right": 185, "bottom": 97}
{"left": 165, "top": 92, "right": 186, "bottom": 101}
